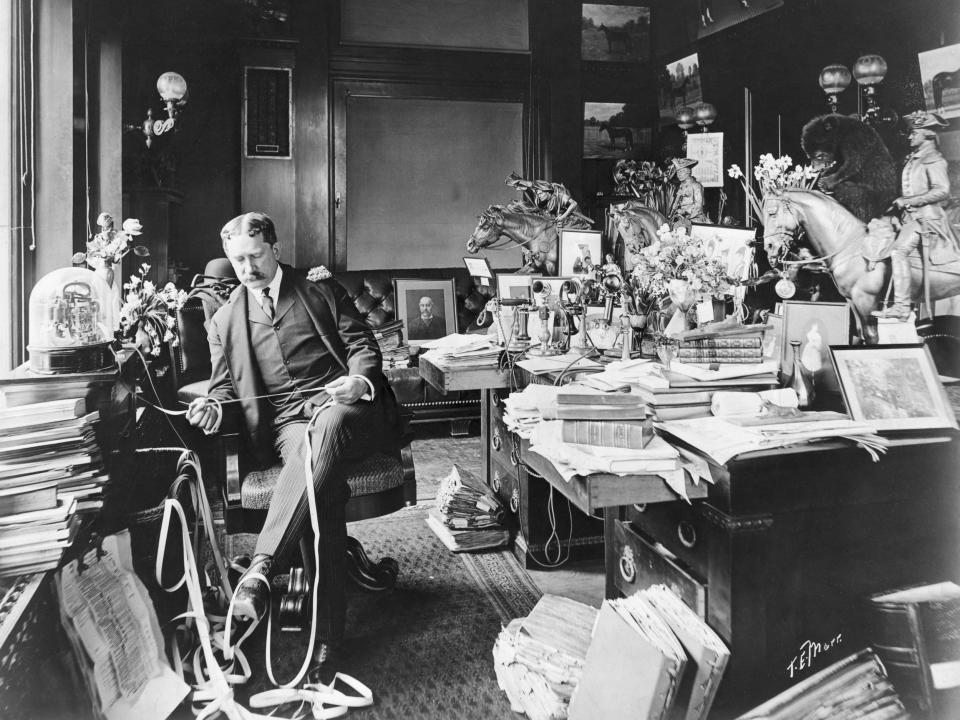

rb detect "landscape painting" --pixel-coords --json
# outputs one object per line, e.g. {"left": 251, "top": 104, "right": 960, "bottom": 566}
{"left": 658, "top": 52, "right": 702, "bottom": 124}
{"left": 581, "top": 4, "right": 650, "bottom": 63}
{"left": 583, "top": 102, "right": 651, "bottom": 160}
{"left": 698, "top": 0, "right": 784, "bottom": 39}
{"left": 918, "top": 43, "right": 960, "bottom": 119}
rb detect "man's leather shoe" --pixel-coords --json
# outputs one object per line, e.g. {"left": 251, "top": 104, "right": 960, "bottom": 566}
{"left": 231, "top": 553, "right": 272, "bottom": 623}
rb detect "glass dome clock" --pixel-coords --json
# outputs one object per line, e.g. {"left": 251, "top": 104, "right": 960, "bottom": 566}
{"left": 28, "top": 267, "right": 118, "bottom": 374}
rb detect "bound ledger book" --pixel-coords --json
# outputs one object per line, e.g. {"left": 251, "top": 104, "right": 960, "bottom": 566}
{"left": 736, "top": 649, "right": 908, "bottom": 719}
{"left": 868, "top": 581, "right": 960, "bottom": 719}
{"left": 568, "top": 594, "right": 687, "bottom": 720}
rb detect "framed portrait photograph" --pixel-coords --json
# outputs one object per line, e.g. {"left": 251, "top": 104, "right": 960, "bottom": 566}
{"left": 830, "top": 344, "right": 958, "bottom": 431}
{"left": 496, "top": 273, "right": 537, "bottom": 302}
{"left": 393, "top": 278, "right": 457, "bottom": 347}
{"left": 559, "top": 229, "right": 603, "bottom": 276}
{"left": 762, "top": 313, "right": 783, "bottom": 365}
{"left": 581, "top": 4, "right": 650, "bottom": 63}
{"left": 583, "top": 102, "right": 650, "bottom": 160}
{"left": 781, "top": 301, "right": 851, "bottom": 393}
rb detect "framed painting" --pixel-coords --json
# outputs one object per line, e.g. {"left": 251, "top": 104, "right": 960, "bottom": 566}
{"left": 697, "top": 0, "right": 784, "bottom": 39}
{"left": 657, "top": 52, "right": 702, "bottom": 124}
{"left": 918, "top": 43, "right": 960, "bottom": 119}
{"left": 781, "top": 301, "right": 851, "bottom": 393}
{"left": 581, "top": 4, "right": 650, "bottom": 63}
{"left": 393, "top": 278, "right": 457, "bottom": 347}
{"left": 559, "top": 229, "right": 603, "bottom": 276}
{"left": 583, "top": 102, "right": 649, "bottom": 159}
{"left": 830, "top": 344, "right": 957, "bottom": 431}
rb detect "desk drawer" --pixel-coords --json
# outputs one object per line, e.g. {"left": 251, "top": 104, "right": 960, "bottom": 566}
{"left": 489, "top": 458, "right": 520, "bottom": 529}
{"left": 489, "top": 410, "right": 521, "bottom": 473}
{"left": 612, "top": 519, "right": 707, "bottom": 619}
{"left": 627, "top": 501, "right": 711, "bottom": 580}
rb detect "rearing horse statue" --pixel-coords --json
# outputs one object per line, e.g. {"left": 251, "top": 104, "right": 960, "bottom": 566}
{"left": 466, "top": 205, "right": 559, "bottom": 275}
{"left": 762, "top": 188, "right": 960, "bottom": 344}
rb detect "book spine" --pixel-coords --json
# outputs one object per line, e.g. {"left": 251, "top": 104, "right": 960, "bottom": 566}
{"left": 679, "top": 337, "right": 763, "bottom": 349}
{"left": 676, "top": 348, "right": 764, "bottom": 360}
{"left": 561, "top": 419, "right": 652, "bottom": 449}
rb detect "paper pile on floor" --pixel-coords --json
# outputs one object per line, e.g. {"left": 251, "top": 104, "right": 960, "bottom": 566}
{"left": 493, "top": 594, "right": 598, "bottom": 720}
{"left": 426, "top": 465, "right": 509, "bottom": 552}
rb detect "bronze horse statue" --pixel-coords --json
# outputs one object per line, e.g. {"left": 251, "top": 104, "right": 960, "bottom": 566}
{"left": 466, "top": 205, "right": 559, "bottom": 275}
{"left": 608, "top": 202, "right": 668, "bottom": 271}
{"left": 762, "top": 188, "right": 960, "bottom": 344}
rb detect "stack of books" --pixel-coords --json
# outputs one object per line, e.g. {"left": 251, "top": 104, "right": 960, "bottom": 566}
{"left": 0, "top": 397, "right": 106, "bottom": 577}
{"left": 868, "top": 581, "right": 960, "bottom": 718}
{"left": 677, "top": 327, "right": 765, "bottom": 365}
{"left": 542, "top": 387, "right": 652, "bottom": 450}
{"left": 493, "top": 594, "right": 598, "bottom": 720}
{"left": 568, "top": 585, "right": 729, "bottom": 720}
{"left": 737, "top": 648, "right": 908, "bottom": 719}
{"left": 374, "top": 320, "right": 411, "bottom": 369}
{"left": 426, "top": 465, "right": 509, "bottom": 552}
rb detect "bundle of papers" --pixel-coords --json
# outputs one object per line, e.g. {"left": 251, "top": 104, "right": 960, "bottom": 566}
{"left": 562, "top": 586, "right": 730, "bottom": 720}
{"left": 493, "top": 594, "right": 598, "bottom": 720}
{"left": 515, "top": 351, "right": 604, "bottom": 377}
{"left": 656, "top": 415, "right": 889, "bottom": 465}
{"left": 419, "top": 334, "right": 501, "bottom": 366}
{"left": 426, "top": 465, "right": 509, "bottom": 552}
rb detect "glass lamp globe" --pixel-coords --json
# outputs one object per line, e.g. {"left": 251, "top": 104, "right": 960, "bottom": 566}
{"left": 28, "top": 267, "right": 118, "bottom": 374}
{"left": 676, "top": 106, "right": 697, "bottom": 131}
{"left": 156, "top": 71, "right": 188, "bottom": 105}
{"left": 819, "top": 63, "right": 852, "bottom": 95}
{"left": 853, "top": 55, "right": 887, "bottom": 87}
{"left": 694, "top": 102, "right": 717, "bottom": 129}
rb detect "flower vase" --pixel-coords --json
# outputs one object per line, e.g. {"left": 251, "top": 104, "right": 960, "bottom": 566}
{"left": 667, "top": 279, "right": 698, "bottom": 333}
{"left": 89, "top": 258, "right": 123, "bottom": 317}
{"left": 784, "top": 340, "right": 815, "bottom": 409}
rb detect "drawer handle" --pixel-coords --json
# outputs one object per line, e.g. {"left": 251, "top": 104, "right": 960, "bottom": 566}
{"left": 678, "top": 521, "right": 697, "bottom": 549}
{"left": 510, "top": 489, "right": 519, "bottom": 514}
{"left": 492, "top": 428, "right": 502, "bottom": 452}
{"left": 492, "top": 470, "right": 502, "bottom": 493}
{"left": 510, "top": 437, "right": 520, "bottom": 466}
{"left": 619, "top": 546, "right": 637, "bottom": 584}
{"left": 633, "top": 503, "right": 647, "bottom": 513}
{"left": 491, "top": 391, "right": 500, "bottom": 406}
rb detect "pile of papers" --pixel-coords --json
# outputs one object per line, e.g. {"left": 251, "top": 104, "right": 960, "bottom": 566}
{"left": 493, "top": 594, "right": 598, "bottom": 720}
{"left": 419, "top": 334, "right": 501, "bottom": 366}
{"left": 426, "top": 465, "right": 509, "bottom": 552}
{"left": 657, "top": 414, "right": 889, "bottom": 465}
{"left": 569, "top": 585, "right": 729, "bottom": 720}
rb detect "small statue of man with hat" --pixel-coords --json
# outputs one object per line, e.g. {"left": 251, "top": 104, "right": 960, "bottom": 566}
{"left": 671, "top": 157, "right": 709, "bottom": 224}
{"left": 872, "top": 111, "right": 959, "bottom": 321}
{"left": 505, "top": 172, "right": 594, "bottom": 228}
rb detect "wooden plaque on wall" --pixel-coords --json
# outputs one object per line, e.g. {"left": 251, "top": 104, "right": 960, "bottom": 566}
{"left": 244, "top": 66, "right": 292, "bottom": 158}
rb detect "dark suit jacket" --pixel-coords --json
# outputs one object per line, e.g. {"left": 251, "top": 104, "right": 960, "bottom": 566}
{"left": 206, "top": 264, "right": 398, "bottom": 462}
{"left": 408, "top": 314, "right": 446, "bottom": 341}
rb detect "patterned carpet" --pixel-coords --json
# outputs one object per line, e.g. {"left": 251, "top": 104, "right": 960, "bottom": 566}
{"left": 223, "top": 433, "right": 542, "bottom": 719}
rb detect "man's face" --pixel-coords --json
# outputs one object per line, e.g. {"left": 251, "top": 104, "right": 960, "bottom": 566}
{"left": 419, "top": 297, "right": 434, "bottom": 319}
{"left": 908, "top": 128, "right": 928, "bottom": 149}
{"left": 223, "top": 231, "right": 280, "bottom": 290}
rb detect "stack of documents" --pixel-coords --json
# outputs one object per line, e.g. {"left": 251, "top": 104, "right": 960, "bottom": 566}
{"left": 737, "top": 648, "right": 908, "bottom": 719}
{"left": 493, "top": 594, "right": 598, "bottom": 720}
{"left": 419, "top": 334, "right": 501, "bottom": 366}
{"left": 568, "top": 585, "right": 730, "bottom": 720}
{"left": 426, "top": 465, "right": 509, "bottom": 552}
{"left": 656, "top": 414, "right": 888, "bottom": 465}
{"left": 515, "top": 351, "right": 604, "bottom": 377}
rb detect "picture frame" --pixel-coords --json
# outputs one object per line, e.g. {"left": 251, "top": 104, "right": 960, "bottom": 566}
{"left": 658, "top": 52, "right": 702, "bottom": 125}
{"left": 583, "top": 102, "right": 649, "bottom": 160}
{"left": 495, "top": 273, "right": 537, "bottom": 302}
{"left": 559, "top": 229, "right": 603, "bottom": 276}
{"left": 696, "top": 0, "right": 784, "bottom": 39}
{"left": 580, "top": 4, "right": 650, "bottom": 63}
{"left": 830, "top": 344, "right": 958, "bottom": 431}
{"left": 685, "top": 132, "right": 724, "bottom": 187}
{"left": 763, "top": 312, "right": 783, "bottom": 365}
{"left": 393, "top": 278, "right": 458, "bottom": 347}
{"left": 781, "top": 301, "right": 851, "bottom": 393}
{"left": 918, "top": 42, "right": 960, "bottom": 119}
{"left": 463, "top": 256, "right": 493, "bottom": 280}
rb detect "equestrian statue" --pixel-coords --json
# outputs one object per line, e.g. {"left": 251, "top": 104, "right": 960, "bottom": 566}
{"left": 466, "top": 204, "right": 561, "bottom": 276}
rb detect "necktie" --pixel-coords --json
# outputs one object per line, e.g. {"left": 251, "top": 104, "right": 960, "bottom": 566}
{"left": 261, "top": 287, "right": 275, "bottom": 321}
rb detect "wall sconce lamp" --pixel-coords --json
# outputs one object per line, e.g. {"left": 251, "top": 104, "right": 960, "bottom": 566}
{"left": 693, "top": 102, "right": 717, "bottom": 132}
{"left": 818, "top": 55, "right": 895, "bottom": 125}
{"left": 127, "top": 71, "right": 189, "bottom": 148}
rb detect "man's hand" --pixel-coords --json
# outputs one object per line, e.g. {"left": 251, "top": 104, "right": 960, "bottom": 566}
{"left": 186, "top": 397, "right": 220, "bottom": 433}
{"left": 893, "top": 196, "right": 911, "bottom": 210}
{"left": 324, "top": 376, "right": 367, "bottom": 405}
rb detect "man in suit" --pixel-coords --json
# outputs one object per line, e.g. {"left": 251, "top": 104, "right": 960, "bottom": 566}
{"left": 407, "top": 295, "right": 446, "bottom": 340}
{"left": 186, "top": 211, "right": 400, "bottom": 671}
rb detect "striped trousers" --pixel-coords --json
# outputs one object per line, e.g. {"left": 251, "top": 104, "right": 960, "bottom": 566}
{"left": 254, "top": 399, "right": 389, "bottom": 644}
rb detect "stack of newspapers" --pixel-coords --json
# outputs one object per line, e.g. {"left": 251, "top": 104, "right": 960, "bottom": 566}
{"left": 494, "top": 594, "right": 598, "bottom": 720}
{"left": 426, "top": 465, "right": 509, "bottom": 552}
